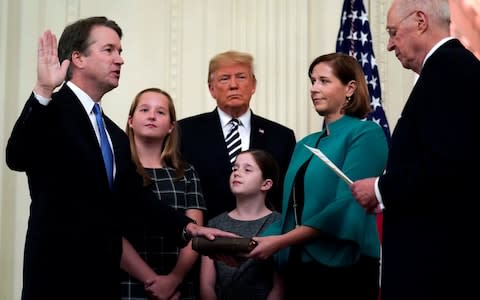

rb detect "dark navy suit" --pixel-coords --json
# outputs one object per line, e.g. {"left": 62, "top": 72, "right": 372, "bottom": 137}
{"left": 179, "top": 108, "right": 296, "bottom": 220}
{"left": 6, "top": 84, "right": 190, "bottom": 300}
{"left": 379, "top": 39, "right": 480, "bottom": 299}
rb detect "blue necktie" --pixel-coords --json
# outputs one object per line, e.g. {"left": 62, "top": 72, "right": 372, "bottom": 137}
{"left": 93, "top": 103, "right": 114, "bottom": 188}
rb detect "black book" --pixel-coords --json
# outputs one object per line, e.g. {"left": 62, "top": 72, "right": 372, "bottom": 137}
{"left": 192, "top": 237, "right": 258, "bottom": 256}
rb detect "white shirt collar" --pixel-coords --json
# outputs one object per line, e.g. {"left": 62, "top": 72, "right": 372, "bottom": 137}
{"left": 217, "top": 107, "right": 251, "bottom": 132}
{"left": 66, "top": 81, "right": 98, "bottom": 114}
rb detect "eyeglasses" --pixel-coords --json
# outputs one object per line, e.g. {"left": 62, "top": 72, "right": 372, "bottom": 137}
{"left": 386, "top": 10, "right": 418, "bottom": 38}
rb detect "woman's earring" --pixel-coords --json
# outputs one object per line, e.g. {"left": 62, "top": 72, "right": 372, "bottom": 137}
{"left": 346, "top": 96, "right": 351, "bottom": 103}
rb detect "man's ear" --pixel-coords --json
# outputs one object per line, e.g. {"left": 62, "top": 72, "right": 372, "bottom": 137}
{"left": 208, "top": 82, "right": 216, "bottom": 98}
{"left": 71, "top": 51, "right": 83, "bottom": 67}
{"left": 251, "top": 78, "right": 257, "bottom": 94}
{"left": 260, "top": 179, "right": 273, "bottom": 191}
{"left": 415, "top": 10, "right": 428, "bottom": 33}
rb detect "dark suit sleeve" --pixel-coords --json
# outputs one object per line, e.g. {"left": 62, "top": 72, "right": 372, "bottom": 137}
{"left": 117, "top": 141, "right": 193, "bottom": 248}
{"left": 281, "top": 128, "right": 296, "bottom": 173}
{"left": 250, "top": 116, "right": 296, "bottom": 211}
{"left": 136, "top": 183, "right": 192, "bottom": 248}
{"left": 273, "top": 128, "right": 296, "bottom": 211}
{"left": 6, "top": 94, "right": 48, "bottom": 171}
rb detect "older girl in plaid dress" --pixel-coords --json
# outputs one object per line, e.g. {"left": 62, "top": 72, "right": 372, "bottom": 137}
{"left": 121, "top": 88, "right": 206, "bottom": 300}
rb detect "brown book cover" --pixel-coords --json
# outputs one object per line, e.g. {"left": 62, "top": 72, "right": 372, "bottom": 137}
{"left": 192, "top": 237, "right": 258, "bottom": 255}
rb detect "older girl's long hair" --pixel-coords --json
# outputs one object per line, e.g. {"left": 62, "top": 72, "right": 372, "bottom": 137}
{"left": 126, "top": 88, "right": 185, "bottom": 186}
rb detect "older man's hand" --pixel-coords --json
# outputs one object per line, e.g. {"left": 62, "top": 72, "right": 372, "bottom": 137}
{"left": 350, "top": 177, "right": 380, "bottom": 213}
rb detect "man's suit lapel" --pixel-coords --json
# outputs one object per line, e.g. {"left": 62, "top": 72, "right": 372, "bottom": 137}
{"left": 57, "top": 85, "right": 101, "bottom": 150}
{"left": 250, "top": 112, "right": 266, "bottom": 149}
{"left": 58, "top": 85, "right": 114, "bottom": 188}
{"left": 104, "top": 116, "right": 118, "bottom": 154}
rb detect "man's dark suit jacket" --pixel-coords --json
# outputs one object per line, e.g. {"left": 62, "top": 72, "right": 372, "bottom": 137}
{"left": 6, "top": 85, "right": 191, "bottom": 300}
{"left": 178, "top": 108, "right": 296, "bottom": 220}
{"left": 378, "top": 39, "right": 480, "bottom": 299}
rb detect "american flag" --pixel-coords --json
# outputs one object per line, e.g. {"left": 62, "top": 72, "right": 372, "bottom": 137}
{"left": 336, "top": 3, "right": 389, "bottom": 295}
{"left": 336, "top": 0, "right": 391, "bottom": 142}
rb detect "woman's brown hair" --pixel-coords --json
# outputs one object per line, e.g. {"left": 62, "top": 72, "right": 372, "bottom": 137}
{"left": 308, "top": 52, "right": 372, "bottom": 118}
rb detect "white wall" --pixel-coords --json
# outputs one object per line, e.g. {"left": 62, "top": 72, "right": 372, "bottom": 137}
{"left": 0, "top": 0, "right": 414, "bottom": 298}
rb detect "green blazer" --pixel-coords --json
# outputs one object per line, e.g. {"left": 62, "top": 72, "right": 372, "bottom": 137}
{"left": 264, "top": 115, "right": 388, "bottom": 269}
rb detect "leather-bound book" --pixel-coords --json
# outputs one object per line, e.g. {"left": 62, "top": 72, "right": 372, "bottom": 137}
{"left": 192, "top": 237, "right": 258, "bottom": 255}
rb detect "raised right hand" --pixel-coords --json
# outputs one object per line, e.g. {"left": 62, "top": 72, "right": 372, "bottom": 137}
{"left": 34, "top": 30, "right": 70, "bottom": 98}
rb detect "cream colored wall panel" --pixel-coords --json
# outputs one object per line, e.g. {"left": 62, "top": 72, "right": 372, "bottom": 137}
{"left": 306, "top": 0, "right": 344, "bottom": 134}
{"left": 177, "top": 0, "right": 315, "bottom": 140}
{"left": 179, "top": 0, "right": 214, "bottom": 117}
{"left": 283, "top": 0, "right": 310, "bottom": 138}
{"left": 0, "top": 3, "right": 13, "bottom": 300}
{"left": 247, "top": 0, "right": 272, "bottom": 117}
{"left": 69, "top": 0, "right": 170, "bottom": 128}
{"left": 367, "top": 0, "right": 414, "bottom": 130}
{"left": 247, "top": 0, "right": 312, "bottom": 138}
{"left": 1, "top": 1, "right": 60, "bottom": 299}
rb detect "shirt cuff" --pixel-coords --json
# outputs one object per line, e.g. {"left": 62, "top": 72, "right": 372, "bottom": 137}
{"left": 181, "top": 220, "right": 197, "bottom": 242}
{"left": 374, "top": 177, "right": 385, "bottom": 211}
{"left": 33, "top": 91, "right": 51, "bottom": 106}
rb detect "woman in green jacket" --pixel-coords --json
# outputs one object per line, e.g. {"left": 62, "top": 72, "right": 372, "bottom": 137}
{"left": 248, "top": 53, "right": 388, "bottom": 300}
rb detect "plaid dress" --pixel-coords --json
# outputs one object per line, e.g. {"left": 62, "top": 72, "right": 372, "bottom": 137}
{"left": 121, "top": 164, "right": 206, "bottom": 300}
